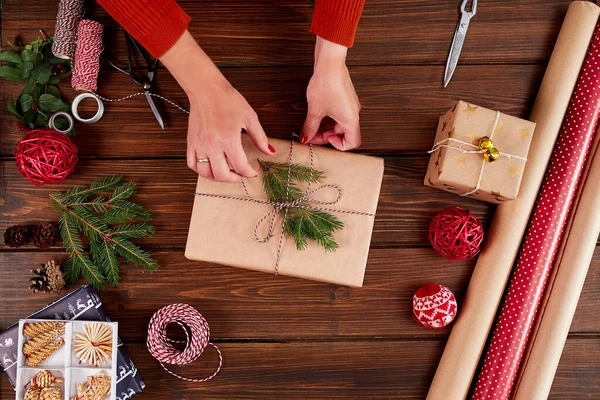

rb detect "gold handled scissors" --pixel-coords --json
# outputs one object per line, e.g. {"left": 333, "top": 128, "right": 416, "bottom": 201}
{"left": 444, "top": 0, "right": 477, "bottom": 88}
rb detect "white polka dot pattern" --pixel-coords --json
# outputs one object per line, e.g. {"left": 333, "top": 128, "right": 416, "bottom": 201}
{"left": 471, "top": 26, "right": 600, "bottom": 400}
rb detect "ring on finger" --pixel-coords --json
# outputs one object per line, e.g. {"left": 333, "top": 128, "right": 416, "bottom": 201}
{"left": 197, "top": 158, "right": 210, "bottom": 163}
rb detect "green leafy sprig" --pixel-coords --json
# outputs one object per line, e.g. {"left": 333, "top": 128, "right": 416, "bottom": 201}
{"left": 0, "top": 34, "right": 74, "bottom": 133}
{"left": 258, "top": 160, "right": 344, "bottom": 252}
{"left": 50, "top": 176, "right": 158, "bottom": 288}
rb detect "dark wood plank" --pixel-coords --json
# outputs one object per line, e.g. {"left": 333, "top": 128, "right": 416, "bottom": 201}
{"left": 2, "top": 338, "right": 599, "bottom": 399}
{"left": 0, "top": 65, "right": 545, "bottom": 156}
{"left": 1, "top": 0, "right": 570, "bottom": 66}
{"left": 0, "top": 156, "right": 493, "bottom": 249}
{"left": 1, "top": 248, "right": 599, "bottom": 339}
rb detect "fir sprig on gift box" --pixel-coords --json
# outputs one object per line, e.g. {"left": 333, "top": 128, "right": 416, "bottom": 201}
{"left": 258, "top": 160, "right": 344, "bottom": 252}
{"left": 0, "top": 32, "right": 73, "bottom": 133}
{"left": 49, "top": 176, "right": 158, "bottom": 288}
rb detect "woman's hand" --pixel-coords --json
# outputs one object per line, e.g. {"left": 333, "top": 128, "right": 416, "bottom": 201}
{"left": 160, "top": 31, "right": 275, "bottom": 182}
{"left": 300, "top": 36, "right": 361, "bottom": 151}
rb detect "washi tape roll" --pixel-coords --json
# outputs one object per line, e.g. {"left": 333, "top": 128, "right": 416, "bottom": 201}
{"left": 71, "top": 93, "right": 104, "bottom": 124}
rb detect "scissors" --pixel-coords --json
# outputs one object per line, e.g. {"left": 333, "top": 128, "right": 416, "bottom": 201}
{"left": 106, "top": 27, "right": 165, "bottom": 129}
{"left": 444, "top": 0, "right": 477, "bottom": 88}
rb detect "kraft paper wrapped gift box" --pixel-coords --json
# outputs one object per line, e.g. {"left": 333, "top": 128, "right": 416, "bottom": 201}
{"left": 185, "top": 136, "right": 384, "bottom": 287}
{"left": 425, "top": 101, "right": 535, "bottom": 204}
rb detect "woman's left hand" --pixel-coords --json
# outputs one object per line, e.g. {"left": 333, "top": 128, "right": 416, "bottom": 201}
{"left": 299, "top": 36, "right": 362, "bottom": 151}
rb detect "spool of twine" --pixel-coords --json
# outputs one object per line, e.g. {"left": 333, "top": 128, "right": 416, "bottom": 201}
{"left": 147, "top": 304, "right": 222, "bottom": 383}
{"left": 71, "top": 19, "right": 104, "bottom": 92}
{"left": 51, "top": 0, "right": 85, "bottom": 59}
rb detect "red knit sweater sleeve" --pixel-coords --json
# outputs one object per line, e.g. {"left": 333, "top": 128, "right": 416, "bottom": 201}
{"left": 97, "top": 0, "right": 190, "bottom": 58}
{"left": 310, "top": 0, "right": 366, "bottom": 48}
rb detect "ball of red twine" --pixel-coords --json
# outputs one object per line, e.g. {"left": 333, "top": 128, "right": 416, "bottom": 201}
{"left": 15, "top": 129, "right": 78, "bottom": 186}
{"left": 413, "top": 283, "right": 458, "bottom": 330}
{"left": 428, "top": 206, "right": 484, "bottom": 261}
{"left": 147, "top": 303, "right": 222, "bottom": 383}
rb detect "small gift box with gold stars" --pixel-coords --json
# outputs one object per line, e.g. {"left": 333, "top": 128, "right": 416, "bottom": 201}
{"left": 425, "top": 101, "right": 535, "bottom": 204}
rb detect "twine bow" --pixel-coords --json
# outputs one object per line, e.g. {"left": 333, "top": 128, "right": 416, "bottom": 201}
{"left": 428, "top": 112, "right": 527, "bottom": 197}
{"left": 195, "top": 141, "right": 375, "bottom": 274}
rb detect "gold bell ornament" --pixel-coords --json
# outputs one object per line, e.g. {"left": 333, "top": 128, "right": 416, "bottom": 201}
{"left": 479, "top": 136, "right": 500, "bottom": 162}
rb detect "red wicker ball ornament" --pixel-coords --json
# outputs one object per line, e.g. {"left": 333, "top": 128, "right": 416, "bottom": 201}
{"left": 413, "top": 283, "right": 457, "bottom": 330}
{"left": 15, "top": 129, "right": 78, "bottom": 186}
{"left": 428, "top": 206, "right": 484, "bottom": 261}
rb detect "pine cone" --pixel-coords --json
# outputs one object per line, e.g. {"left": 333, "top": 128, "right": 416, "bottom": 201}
{"left": 4, "top": 224, "right": 31, "bottom": 247}
{"left": 29, "top": 261, "right": 65, "bottom": 294}
{"left": 45, "top": 261, "right": 65, "bottom": 293}
{"left": 30, "top": 267, "right": 52, "bottom": 294}
{"left": 32, "top": 223, "right": 58, "bottom": 249}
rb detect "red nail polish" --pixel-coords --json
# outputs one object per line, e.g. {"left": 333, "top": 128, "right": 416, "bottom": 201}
{"left": 300, "top": 134, "right": 308, "bottom": 144}
{"left": 268, "top": 144, "right": 276, "bottom": 153}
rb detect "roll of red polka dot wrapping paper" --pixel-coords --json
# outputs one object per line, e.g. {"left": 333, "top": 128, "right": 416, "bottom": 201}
{"left": 471, "top": 25, "right": 600, "bottom": 400}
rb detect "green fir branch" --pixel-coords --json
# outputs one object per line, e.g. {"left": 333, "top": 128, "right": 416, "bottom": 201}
{"left": 58, "top": 213, "right": 104, "bottom": 287}
{"left": 112, "top": 236, "right": 159, "bottom": 272}
{"left": 57, "top": 176, "right": 123, "bottom": 203}
{"left": 109, "top": 182, "right": 136, "bottom": 202}
{"left": 109, "top": 223, "right": 156, "bottom": 239}
{"left": 51, "top": 176, "right": 157, "bottom": 288}
{"left": 259, "top": 160, "right": 344, "bottom": 253}
{"left": 90, "top": 233, "right": 120, "bottom": 286}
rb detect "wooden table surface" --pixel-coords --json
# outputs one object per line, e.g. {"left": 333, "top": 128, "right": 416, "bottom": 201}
{"left": 2, "top": 0, "right": 600, "bottom": 398}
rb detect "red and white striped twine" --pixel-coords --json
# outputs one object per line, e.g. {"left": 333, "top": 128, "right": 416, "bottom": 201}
{"left": 52, "top": 0, "right": 85, "bottom": 59}
{"left": 147, "top": 303, "right": 222, "bottom": 383}
{"left": 71, "top": 20, "right": 104, "bottom": 92}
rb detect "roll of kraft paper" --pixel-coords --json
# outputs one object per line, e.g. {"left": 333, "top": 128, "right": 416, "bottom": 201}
{"left": 511, "top": 120, "right": 600, "bottom": 400}
{"left": 426, "top": 3, "right": 600, "bottom": 399}
{"left": 471, "top": 23, "right": 600, "bottom": 400}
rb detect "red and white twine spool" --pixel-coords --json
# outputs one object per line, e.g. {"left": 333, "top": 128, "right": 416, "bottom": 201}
{"left": 52, "top": 0, "right": 85, "bottom": 59}
{"left": 71, "top": 20, "right": 104, "bottom": 92}
{"left": 147, "top": 304, "right": 222, "bottom": 383}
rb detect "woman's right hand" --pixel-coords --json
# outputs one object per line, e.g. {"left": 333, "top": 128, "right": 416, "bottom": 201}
{"left": 160, "top": 30, "right": 275, "bottom": 182}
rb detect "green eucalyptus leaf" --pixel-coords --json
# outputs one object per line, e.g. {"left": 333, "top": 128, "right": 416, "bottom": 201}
{"left": 0, "top": 51, "right": 22, "bottom": 64}
{"left": 48, "top": 75, "right": 60, "bottom": 84}
{"left": 21, "top": 109, "right": 37, "bottom": 128}
{"left": 21, "top": 61, "right": 33, "bottom": 79}
{"left": 35, "top": 111, "right": 49, "bottom": 127}
{"left": 48, "top": 85, "right": 61, "bottom": 98}
{"left": 7, "top": 62, "right": 23, "bottom": 70}
{"left": 21, "top": 49, "right": 34, "bottom": 62}
{"left": 39, "top": 93, "right": 68, "bottom": 112}
{"left": 22, "top": 81, "right": 34, "bottom": 96}
{"left": 31, "top": 63, "right": 51, "bottom": 84}
{"left": 7, "top": 41, "right": 20, "bottom": 51}
{"left": 0, "top": 65, "right": 23, "bottom": 82}
{"left": 24, "top": 44, "right": 32, "bottom": 51}
{"left": 19, "top": 93, "right": 33, "bottom": 112}
{"left": 7, "top": 95, "right": 22, "bottom": 118}
{"left": 35, "top": 52, "right": 43, "bottom": 63}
